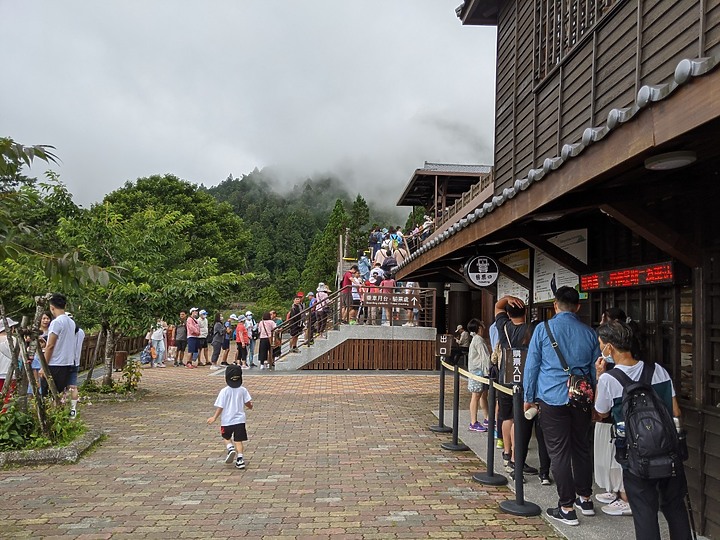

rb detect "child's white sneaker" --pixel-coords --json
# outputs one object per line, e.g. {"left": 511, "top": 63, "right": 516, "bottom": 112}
{"left": 235, "top": 457, "right": 245, "bottom": 469}
{"left": 225, "top": 448, "right": 237, "bottom": 464}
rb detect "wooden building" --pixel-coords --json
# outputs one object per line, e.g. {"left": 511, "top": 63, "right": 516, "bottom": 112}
{"left": 395, "top": 1, "right": 720, "bottom": 535}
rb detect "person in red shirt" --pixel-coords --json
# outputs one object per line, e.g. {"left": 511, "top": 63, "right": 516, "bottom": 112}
{"left": 340, "top": 264, "right": 358, "bottom": 323}
{"left": 235, "top": 315, "right": 250, "bottom": 368}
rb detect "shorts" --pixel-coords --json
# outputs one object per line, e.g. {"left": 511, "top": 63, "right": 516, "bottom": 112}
{"left": 497, "top": 393, "right": 514, "bottom": 424}
{"left": 220, "top": 423, "right": 248, "bottom": 442}
{"left": 67, "top": 365, "right": 79, "bottom": 387}
{"left": 31, "top": 356, "right": 41, "bottom": 370}
{"left": 222, "top": 338, "right": 230, "bottom": 351}
{"left": 43, "top": 365, "right": 74, "bottom": 394}
{"left": 290, "top": 325, "right": 302, "bottom": 337}
{"left": 175, "top": 340, "right": 187, "bottom": 354}
{"left": 187, "top": 337, "right": 200, "bottom": 354}
{"left": 467, "top": 370, "right": 487, "bottom": 393}
{"left": 351, "top": 299, "right": 361, "bottom": 308}
{"left": 199, "top": 337, "right": 208, "bottom": 349}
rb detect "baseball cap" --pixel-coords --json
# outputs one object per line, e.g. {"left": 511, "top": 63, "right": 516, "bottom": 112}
{"left": 199, "top": 309, "right": 207, "bottom": 315}
{"left": 297, "top": 291, "right": 305, "bottom": 297}
{"left": 0, "top": 317, "right": 19, "bottom": 332}
{"left": 307, "top": 291, "right": 315, "bottom": 297}
{"left": 229, "top": 314, "right": 238, "bottom": 321}
{"left": 456, "top": 325, "right": 463, "bottom": 332}
{"left": 245, "top": 310, "right": 252, "bottom": 316}
{"left": 190, "top": 307, "right": 199, "bottom": 313}
{"left": 225, "top": 364, "right": 243, "bottom": 388}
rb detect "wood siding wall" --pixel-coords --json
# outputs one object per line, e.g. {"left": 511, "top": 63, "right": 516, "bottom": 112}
{"left": 494, "top": 0, "right": 720, "bottom": 195}
{"left": 302, "top": 339, "right": 436, "bottom": 371}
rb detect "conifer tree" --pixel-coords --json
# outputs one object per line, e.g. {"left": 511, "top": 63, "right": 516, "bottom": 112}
{"left": 301, "top": 199, "right": 349, "bottom": 291}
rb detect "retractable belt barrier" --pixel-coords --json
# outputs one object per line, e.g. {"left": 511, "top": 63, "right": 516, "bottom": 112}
{"left": 434, "top": 359, "right": 541, "bottom": 517}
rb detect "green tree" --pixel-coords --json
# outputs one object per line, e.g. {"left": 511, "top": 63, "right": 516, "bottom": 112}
{"left": 347, "top": 194, "right": 370, "bottom": 257}
{"left": 404, "top": 206, "right": 427, "bottom": 233}
{"left": 300, "top": 199, "right": 349, "bottom": 291}
{"left": 103, "top": 174, "right": 251, "bottom": 273}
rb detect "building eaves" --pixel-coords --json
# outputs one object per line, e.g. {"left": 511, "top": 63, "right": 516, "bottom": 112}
{"left": 394, "top": 54, "right": 719, "bottom": 274}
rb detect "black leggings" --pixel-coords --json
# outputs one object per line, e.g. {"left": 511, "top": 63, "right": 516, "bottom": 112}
{"left": 258, "top": 338, "right": 272, "bottom": 367}
{"left": 236, "top": 344, "right": 247, "bottom": 363}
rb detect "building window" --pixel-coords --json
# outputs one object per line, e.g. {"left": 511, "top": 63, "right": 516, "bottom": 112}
{"left": 534, "top": 0, "right": 619, "bottom": 81}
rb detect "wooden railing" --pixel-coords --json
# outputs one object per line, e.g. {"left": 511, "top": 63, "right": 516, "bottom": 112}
{"left": 268, "top": 285, "right": 437, "bottom": 365}
{"left": 434, "top": 171, "right": 494, "bottom": 231}
{"left": 78, "top": 333, "right": 145, "bottom": 371}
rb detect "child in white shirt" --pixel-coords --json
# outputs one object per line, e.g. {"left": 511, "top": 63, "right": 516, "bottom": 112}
{"left": 207, "top": 365, "right": 253, "bottom": 469}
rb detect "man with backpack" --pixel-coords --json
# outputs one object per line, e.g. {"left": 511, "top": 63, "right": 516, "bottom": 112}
{"left": 595, "top": 320, "right": 691, "bottom": 540}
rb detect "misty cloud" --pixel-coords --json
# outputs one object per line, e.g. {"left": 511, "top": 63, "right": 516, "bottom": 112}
{"left": 1, "top": 0, "right": 497, "bottom": 211}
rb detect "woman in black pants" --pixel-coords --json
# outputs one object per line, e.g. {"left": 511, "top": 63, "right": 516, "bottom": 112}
{"left": 257, "top": 312, "right": 277, "bottom": 370}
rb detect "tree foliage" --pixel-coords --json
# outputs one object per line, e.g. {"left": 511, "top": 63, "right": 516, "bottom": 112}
{"left": 300, "top": 199, "right": 349, "bottom": 291}
{"left": 347, "top": 194, "right": 370, "bottom": 257}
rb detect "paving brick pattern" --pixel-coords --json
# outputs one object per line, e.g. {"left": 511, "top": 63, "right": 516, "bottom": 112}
{"left": 0, "top": 369, "right": 560, "bottom": 539}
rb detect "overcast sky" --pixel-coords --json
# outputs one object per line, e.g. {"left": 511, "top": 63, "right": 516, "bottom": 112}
{"left": 1, "top": 1, "right": 496, "bottom": 211}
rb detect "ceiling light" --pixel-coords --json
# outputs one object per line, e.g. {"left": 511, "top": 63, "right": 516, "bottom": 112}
{"left": 644, "top": 151, "right": 697, "bottom": 171}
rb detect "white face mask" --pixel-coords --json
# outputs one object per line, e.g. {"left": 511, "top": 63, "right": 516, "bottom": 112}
{"left": 601, "top": 344, "right": 615, "bottom": 364}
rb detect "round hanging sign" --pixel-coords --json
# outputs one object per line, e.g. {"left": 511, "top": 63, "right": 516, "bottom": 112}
{"left": 464, "top": 255, "right": 499, "bottom": 288}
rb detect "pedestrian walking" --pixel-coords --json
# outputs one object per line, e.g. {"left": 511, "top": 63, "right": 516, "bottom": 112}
{"left": 207, "top": 364, "right": 253, "bottom": 470}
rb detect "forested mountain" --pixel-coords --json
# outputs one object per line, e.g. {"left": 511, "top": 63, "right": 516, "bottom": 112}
{"left": 207, "top": 168, "right": 401, "bottom": 300}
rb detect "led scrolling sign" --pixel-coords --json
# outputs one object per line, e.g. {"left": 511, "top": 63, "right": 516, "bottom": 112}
{"left": 580, "top": 262, "right": 675, "bottom": 291}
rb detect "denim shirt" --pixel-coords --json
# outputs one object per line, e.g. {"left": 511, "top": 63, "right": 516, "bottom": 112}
{"left": 523, "top": 311, "right": 599, "bottom": 406}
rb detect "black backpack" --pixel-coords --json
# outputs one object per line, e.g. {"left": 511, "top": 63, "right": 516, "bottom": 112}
{"left": 609, "top": 362, "right": 682, "bottom": 479}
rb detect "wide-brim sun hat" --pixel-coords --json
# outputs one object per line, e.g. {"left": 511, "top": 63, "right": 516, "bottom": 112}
{"left": 0, "top": 317, "right": 19, "bottom": 333}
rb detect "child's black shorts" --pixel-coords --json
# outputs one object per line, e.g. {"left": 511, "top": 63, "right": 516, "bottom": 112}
{"left": 220, "top": 423, "right": 248, "bottom": 442}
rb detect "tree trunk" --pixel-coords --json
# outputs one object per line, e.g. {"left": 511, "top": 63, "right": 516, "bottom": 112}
{"left": 102, "top": 328, "right": 117, "bottom": 387}
{"left": 16, "top": 331, "right": 50, "bottom": 437}
{"left": 84, "top": 327, "right": 105, "bottom": 384}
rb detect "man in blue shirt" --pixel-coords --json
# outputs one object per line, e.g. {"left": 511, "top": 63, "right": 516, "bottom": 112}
{"left": 523, "top": 286, "right": 600, "bottom": 526}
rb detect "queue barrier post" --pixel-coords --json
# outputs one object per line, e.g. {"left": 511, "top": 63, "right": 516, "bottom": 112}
{"left": 472, "top": 378, "right": 508, "bottom": 486}
{"left": 440, "top": 362, "right": 470, "bottom": 452}
{"left": 429, "top": 358, "right": 452, "bottom": 433}
{"left": 498, "top": 384, "right": 541, "bottom": 516}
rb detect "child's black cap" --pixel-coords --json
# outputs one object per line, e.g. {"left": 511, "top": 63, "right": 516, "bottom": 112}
{"left": 225, "top": 364, "right": 243, "bottom": 388}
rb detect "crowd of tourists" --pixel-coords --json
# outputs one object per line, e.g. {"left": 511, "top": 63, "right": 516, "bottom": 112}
{"left": 0, "top": 293, "right": 85, "bottom": 417}
{"left": 461, "top": 287, "right": 692, "bottom": 539}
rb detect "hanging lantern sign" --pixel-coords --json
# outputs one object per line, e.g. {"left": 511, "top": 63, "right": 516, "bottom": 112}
{"left": 464, "top": 255, "right": 499, "bottom": 288}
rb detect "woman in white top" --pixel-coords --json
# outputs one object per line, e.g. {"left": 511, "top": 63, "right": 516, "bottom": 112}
{"left": 467, "top": 319, "right": 491, "bottom": 432}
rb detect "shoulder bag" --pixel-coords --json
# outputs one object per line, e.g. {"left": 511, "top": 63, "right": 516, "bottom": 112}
{"left": 543, "top": 320, "right": 594, "bottom": 407}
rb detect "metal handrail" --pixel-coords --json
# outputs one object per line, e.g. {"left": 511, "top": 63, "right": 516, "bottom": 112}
{"left": 269, "top": 285, "right": 437, "bottom": 364}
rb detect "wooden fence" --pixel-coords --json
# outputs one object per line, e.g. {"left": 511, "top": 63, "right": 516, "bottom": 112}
{"left": 303, "top": 339, "right": 436, "bottom": 370}
{"left": 78, "top": 334, "right": 145, "bottom": 371}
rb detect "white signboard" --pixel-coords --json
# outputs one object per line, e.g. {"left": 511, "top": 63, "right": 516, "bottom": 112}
{"left": 533, "top": 230, "right": 587, "bottom": 303}
{"left": 464, "top": 256, "right": 499, "bottom": 288}
{"left": 497, "top": 249, "right": 530, "bottom": 302}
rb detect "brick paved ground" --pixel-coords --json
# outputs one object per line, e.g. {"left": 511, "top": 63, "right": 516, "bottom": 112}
{"left": 0, "top": 369, "right": 560, "bottom": 539}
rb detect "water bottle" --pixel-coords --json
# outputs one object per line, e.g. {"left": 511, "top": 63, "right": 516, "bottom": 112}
{"left": 615, "top": 421, "right": 626, "bottom": 438}
{"left": 613, "top": 421, "right": 628, "bottom": 464}
{"left": 673, "top": 417, "right": 682, "bottom": 433}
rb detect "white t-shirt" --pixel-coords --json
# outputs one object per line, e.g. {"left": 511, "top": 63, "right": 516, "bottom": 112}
{"left": 74, "top": 328, "right": 85, "bottom": 367}
{"left": 214, "top": 385, "right": 252, "bottom": 426}
{"left": 47, "top": 314, "right": 77, "bottom": 366}
{"left": 595, "top": 361, "right": 675, "bottom": 419}
{"left": 0, "top": 337, "right": 12, "bottom": 378}
{"left": 150, "top": 326, "right": 165, "bottom": 341}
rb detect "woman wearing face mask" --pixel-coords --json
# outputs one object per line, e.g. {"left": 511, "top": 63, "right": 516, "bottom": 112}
{"left": 592, "top": 308, "right": 636, "bottom": 517}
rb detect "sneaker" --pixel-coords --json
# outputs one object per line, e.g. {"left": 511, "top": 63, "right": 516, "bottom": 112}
{"left": 468, "top": 422, "right": 483, "bottom": 432}
{"left": 235, "top": 457, "right": 246, "bottom": 470}
{"left": 595, "top": 492, "right": 618, "bottom": 505}
{"left": 539, "top": 473, "right": 552, "bottom": 486}
{"left": 220, "top": 361, "right": 229, "bottom": 366}
{"left": 155, "top": 363, "right": 166, "bottom": 368}
{"left": 523, "top": 463, "right": 538, "bottom": 475}
{"left": 259, "top": 364, "right": 265, "bottom": 370}
{"left": 241, "top": 365, "right": 250, "bottom": 370}
{"left": 185, "top": 363, "right": 195, "bottom": 369}
{"left": 209, "top": 365, "right": 220, "bottom": 371}
{"left": 574, "top": 497, "right": 595, "bottom": 516}
{"left": 496, "top": 439, "right": 504, "bottom": 449}
{"left": 601, "top": 499, "right": 632, "bottom": 516}
{"left": 502, "top": 453, "right": 512, "bottom": 467}
{"left": 547, "top": 506, "right": 579, "bottom": 526}
{"left": 482, "top": 419, "right": 489, "bottom": 427}
{"left": 69, "top": 408, "right": 77, "bottom": 420}
{"left": 225, "top": 448, "right": 237, "bottom": 464}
